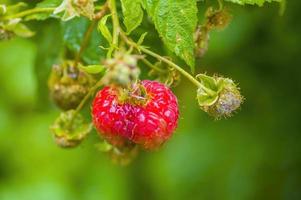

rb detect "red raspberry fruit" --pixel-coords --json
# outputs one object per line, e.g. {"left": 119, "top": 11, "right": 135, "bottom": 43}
{"left": 92, "top": 80, "right": 179, "bottom": 150}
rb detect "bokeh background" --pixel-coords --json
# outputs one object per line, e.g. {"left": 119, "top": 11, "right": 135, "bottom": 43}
{"left": 0, "top": 0, "right": 300, "bottom": 200}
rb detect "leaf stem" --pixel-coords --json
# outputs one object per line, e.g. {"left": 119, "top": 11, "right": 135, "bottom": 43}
{"left": 218, "top": 0, "right": 224, "bottom": 10}
{"left": 67, "top": 78, "right": 103, "bottom": 128}
{"left": 74, "top": 2, "right": 109, "bottom": 67}
{"left": 108, "top": 0, "right": 120, "bottom": 52}
{"left": 74, "top": 78, "right": 104, "bottom": 116}
{"left": 141, "top": 58, "right": 166, "bottom": 73}
{"left": 94, "top": 1, "right": 109, "bottom": 20}
{"left": 3, "top": 7, "right": 55, "bottom": 20}
{"left": 74, "top": 21, "right": 96, "bottom": 67}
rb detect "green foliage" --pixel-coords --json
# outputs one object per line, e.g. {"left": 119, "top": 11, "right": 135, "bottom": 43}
{"left": 2, "top": 19, "right": 34, "bottom": 37}
{"left": 79, "top": 64, "right": 106, "bottom": 74}
{"left": 0, "top": 0, "right": 300, "bottom": 199}
{"left": 98, "top": 14, "right": 113, "bottom": 44}
{"left": 62, "top": 17, "right": 106, "bottom": 64}
{"left": 25, "top": 0, "right": 61, "bottom": 21}
{"left": 36, "top": 0, "right": 62, "bottom": 8}
{"left": 143, "top": 0, "right": 198, "bottom": 71}
{"left": 120, "top": 0, "right": 144, "bottom": 34}
{"left": 225, "top": 0, "right": 282, "bottom": 6}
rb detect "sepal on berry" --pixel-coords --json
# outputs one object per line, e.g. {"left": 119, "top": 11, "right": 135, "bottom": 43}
{"left": 50, "top": 110, "right": 92, "bottom": 148}
{"left": 96, "top": 140, "right": 138, "bottom": 166}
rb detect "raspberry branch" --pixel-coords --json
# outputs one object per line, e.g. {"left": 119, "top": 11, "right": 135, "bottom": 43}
{"left": 2, "top": 7, "right": 55, "bottom": 20}
{"left": 141, "top": 58, "right": 166, "bottom": 74}
{"left": 106, "top": 0, "right": 215, "bottom": 96}
{"left": 119, "top": 31, "right": 216, "bottom": 96}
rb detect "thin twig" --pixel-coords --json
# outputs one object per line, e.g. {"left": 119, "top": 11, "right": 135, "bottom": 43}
{"left": 74, "top": 2, "right": 109, "bottom": 67}
{"left": 3, "top": 7, "right": 55, "bottom": 20}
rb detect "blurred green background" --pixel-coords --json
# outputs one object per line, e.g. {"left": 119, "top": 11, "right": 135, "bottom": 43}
{"left": 0, "top": 1, "right": 301, "bottom": 200}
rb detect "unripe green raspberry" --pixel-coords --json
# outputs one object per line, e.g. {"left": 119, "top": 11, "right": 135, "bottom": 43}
{"left": 103, "top": 53, "right": 140, "bottom": 87}
{"left": 50, "top": 110, "right": 92, "bottom": 148}
{"left": 197, "top": 74, "right": 243, "bottom": 119}
{"left": 73, "top": 0, "right": 95, "bottom": 19}
{"left": 48, "top": 61, "right": 95, "bottom": 110}
{"left": 54, "top": 0, "right": 95, "bottom": 20}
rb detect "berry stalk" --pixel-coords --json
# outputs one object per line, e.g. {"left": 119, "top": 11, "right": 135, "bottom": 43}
{"left": 74, "top": 78, "right": 104, "bottom": 116}
{"left": 74, "top": 21, "right": 97, "bottom": 68}
{"left": 141, "top": 58, "right": 166, "bottom": 74}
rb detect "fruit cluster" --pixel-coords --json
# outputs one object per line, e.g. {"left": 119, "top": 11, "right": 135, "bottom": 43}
{"left": 0, "top": 1, "right": 246, "bottom": 165}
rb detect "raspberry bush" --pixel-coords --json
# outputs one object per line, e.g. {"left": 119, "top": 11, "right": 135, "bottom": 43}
{"left": 0, "top": 0, "right": 284, "bottom": 164}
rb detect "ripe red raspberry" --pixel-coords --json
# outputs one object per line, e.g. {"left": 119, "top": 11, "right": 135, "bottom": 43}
{"left": 92, "top": 80, "right": 179, "bottom": 150}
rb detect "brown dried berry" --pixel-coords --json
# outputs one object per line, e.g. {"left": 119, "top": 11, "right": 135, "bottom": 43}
{"left": 48, "top": 61, "right": 95, "bottom": 110}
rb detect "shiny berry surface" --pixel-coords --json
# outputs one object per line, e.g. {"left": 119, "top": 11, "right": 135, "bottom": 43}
{"left": 92, "top": 80, "right": 179, "bottom": 149}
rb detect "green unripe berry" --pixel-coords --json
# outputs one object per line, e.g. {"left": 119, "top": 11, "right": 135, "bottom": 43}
{"left": 103, "top": 52, "right": 140, "bottom": 88}
{"left": 50, "top": 110, "right": 92, "bottom": 148}
{"left": 197, "top": 74, "right": 243, "bottom": 119}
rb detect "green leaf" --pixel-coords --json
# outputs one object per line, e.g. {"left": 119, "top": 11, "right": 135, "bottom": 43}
{"left": 5, "top": 3, "right": 27, "bottom": 15}
{"left": 98, "top": 14, "right": 113, "bottom": 44}
{"left": 36, "top": 0, "right": 62, "bottom": 8}
{"left": 25, "top": 0, "right": 61, "bottom": 21}
{"left": 4, "top": 19, "right": 35, "bottom": 38}
{"left": 95, "top": 141, "right": 113, "bottom": 152}
{"left": 79, "top": 64, "right": 106, "bottom": 74}
{"left": 225, "top": 0, "right": 282, "bottom": 6}
{"left": 33, "top": 20, "right": 63, "bottom": 110}
{"left": 143, "top": 0, "right": 197, "bottom": 72}
{"left": 120, "top": 0, "right": 144, "bottom": 34}
{"left": 62, "top": 17, "right": 106, "bottom": 64}
{"left": 12, "top": 23, "right": 35, "bottom": 38}
{"left": 137, "top": 32, "right": 148, "bottom": 45}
